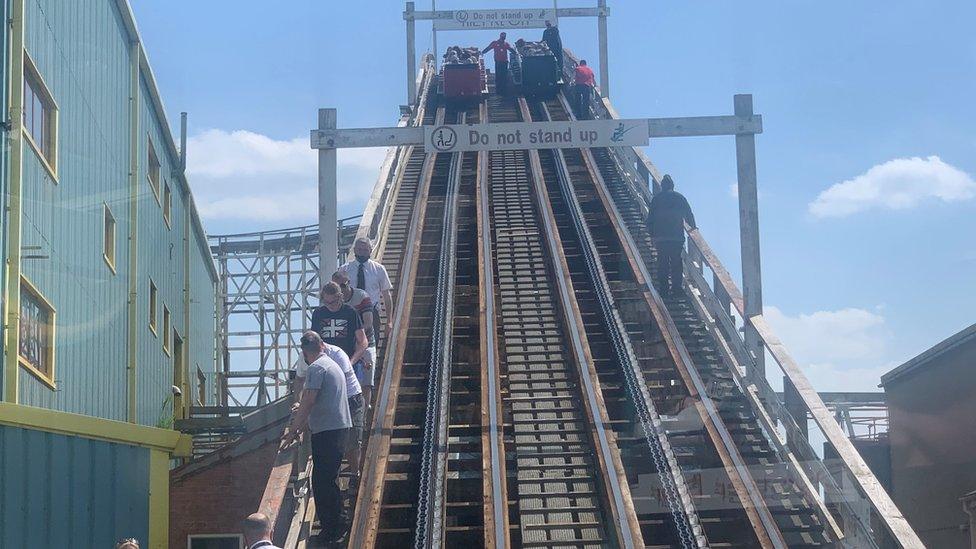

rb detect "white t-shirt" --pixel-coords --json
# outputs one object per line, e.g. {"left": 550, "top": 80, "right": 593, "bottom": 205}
{"left": 294, "top": 345, "right": 361, "bottom": 398}
{"left": 340, "top": 259, "right": 393, "bottom": 307}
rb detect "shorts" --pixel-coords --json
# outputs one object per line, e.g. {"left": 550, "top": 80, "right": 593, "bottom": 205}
{"left": 348, "top": 393, "right": 365, "bottom": 447}
{"left": 354, "top": 346, "right": 377, "bottom": 387}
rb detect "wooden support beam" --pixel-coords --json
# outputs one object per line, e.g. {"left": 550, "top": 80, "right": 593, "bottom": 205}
{"left": 734, "top": 94, "right": 765, "bottom": 382}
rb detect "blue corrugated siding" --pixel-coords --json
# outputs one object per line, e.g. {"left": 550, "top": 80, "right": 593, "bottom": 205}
{"left": 189, "top": 245, "right": 218, "bottom": 405}
{"left": 12, "top": 0, "right": 219, "bottom": 425}
{"left": 0, "top": 425, "right": 150, "bottom": 547}
{"left": 136, "top": 75, "right": 189, "bottom": 425}
{"left": 18, "top": 0, "right": 133, "bottom": 419}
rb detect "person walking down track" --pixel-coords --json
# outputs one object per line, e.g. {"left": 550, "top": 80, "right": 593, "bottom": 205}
{"left": 646, "top": 174, "right": 697, "bottom": 297}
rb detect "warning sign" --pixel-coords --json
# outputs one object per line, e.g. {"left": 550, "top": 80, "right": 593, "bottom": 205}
{"left": 424, "top": 119, "right": 648, "bottom": 153}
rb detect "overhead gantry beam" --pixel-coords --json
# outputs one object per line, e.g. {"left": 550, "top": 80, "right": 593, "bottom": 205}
{"left": 403, "top": 2, "right": 611, "bottom": 103}
{"left": 311, "top": 101, "right": 763, "bottom": 323}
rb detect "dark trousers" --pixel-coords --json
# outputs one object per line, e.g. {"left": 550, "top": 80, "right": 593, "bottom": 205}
{"left": 311, "top": 428, "right": 349, "bottom": 534}
{"left": 495, "top": 61, "right": 509, "bottom": 94}
{"left": 656, "top": 240, "right": 684, "bottom": 295}
{"left": 574, "top": 84, "right": 592, "bottom": 119}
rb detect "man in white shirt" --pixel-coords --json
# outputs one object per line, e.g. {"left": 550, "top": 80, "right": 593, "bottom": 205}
{"left": 242, "top": 512, "right": 282, "bottom": 549}
{"left": 340, "top": 237, "right": 394, "bottom": 339}
{"left": 282, "top": 331, "right": 350, "bottom": 544}
{"left": 293, "top": 343, "right": 366, "bottom": 481}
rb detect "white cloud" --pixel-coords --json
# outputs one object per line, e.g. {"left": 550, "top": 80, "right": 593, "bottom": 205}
{"left": 809, "top": 155, "right": 976, "bottom": 218}
{"left": 186, "top": 129, "right": 387, "bottom": 227}
{"left": 764, "top": 305, "right": 890, "bottom": 391}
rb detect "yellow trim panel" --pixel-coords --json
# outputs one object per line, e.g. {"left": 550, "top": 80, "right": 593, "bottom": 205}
{"left": 0, "top": 401, "right": 192, "bottom": 455}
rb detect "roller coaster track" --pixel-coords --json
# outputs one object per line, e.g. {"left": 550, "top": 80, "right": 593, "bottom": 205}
{"left": 265, "top": 64, "right": 920, "bottom": 548}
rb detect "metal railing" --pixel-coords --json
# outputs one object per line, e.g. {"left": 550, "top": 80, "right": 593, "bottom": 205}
{"left": 575, "top": 59, "right": 924, "bottom": 546}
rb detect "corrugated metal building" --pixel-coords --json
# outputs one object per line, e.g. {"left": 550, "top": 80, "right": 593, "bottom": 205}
{"left": 0, "top": 1, "right": 220, "bottom": 547}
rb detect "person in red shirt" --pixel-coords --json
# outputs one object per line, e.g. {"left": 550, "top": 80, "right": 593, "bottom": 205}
{"left": 573, "top": 59, "right": 596, "bottom": 119}
{"left": 482, "top": 32, "right": 517, "bottom": 95}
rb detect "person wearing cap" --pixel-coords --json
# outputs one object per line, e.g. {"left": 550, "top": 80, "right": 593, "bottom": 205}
{"left": 646, "top": 174, "right": 697, "bottom": 296}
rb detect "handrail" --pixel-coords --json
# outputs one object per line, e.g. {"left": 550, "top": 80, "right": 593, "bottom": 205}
{"left": 577, "top": 71, "right": 924, "bottom": 546}
{"left": 588, "top": 94, "right": 924, "bottom": 548}
{"left": 264, "top": 53, "right": 442, "bottom": 549}
{"left": 556, "top": 92, "right": 786, "bottom": 548}
{"left": 686, "top": 228, "right": 923, "bottom": 547}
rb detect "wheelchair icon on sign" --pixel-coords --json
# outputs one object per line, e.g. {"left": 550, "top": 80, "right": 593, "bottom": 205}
{"left": 431, "top": 126, "right": 458, "bottom": 152}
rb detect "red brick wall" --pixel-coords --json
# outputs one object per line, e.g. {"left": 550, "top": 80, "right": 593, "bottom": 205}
{"left": 169, "top": 439, "right": 279, "bottom": 549}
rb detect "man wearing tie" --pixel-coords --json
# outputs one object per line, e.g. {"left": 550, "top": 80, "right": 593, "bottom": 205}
{"left": 340, "top": 237, "right": 394, "bottom": 342}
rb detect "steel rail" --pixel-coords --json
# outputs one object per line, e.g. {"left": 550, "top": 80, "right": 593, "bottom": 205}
{"left": 475, "top": 101, "right": 510, "bottom": 549}
{"left": 552, "top": 92, "right": 789, "bottom": 549}
{"left": 348, "top": 107, "right": 446, "bottom": 548}
{"left": 530, "top": 100, "right": 706, "bottom": 549}
{"left": 415, "top": 111, "right": 466, "bottom": 548}
{"left": 516, "top": 97, "right": 643, "bottom": 549}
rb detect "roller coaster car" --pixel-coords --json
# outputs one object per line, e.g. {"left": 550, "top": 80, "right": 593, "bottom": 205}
{"left": 512, "top": 40, "right": 562, "bottom": 98}
{"left": 436, "top": 46, "right": 488, "bottom": 102}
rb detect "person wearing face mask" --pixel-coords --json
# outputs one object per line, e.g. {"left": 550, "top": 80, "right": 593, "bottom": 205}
{"left": 339, "top": 237, "right": 394, "bottom": 342}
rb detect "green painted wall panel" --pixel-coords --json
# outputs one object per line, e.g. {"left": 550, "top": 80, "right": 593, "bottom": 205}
{"left": 13, "top": 0, "right": 218, "bottom": 425}
{"left": 19, "top": 0, "right": 134, "bottom": 420}
{"left": 0, "top": 425, "right": 151, "bottom": 548}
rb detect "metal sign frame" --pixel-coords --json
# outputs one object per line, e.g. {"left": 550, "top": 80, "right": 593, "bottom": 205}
{"left": 309, "top": 98, "right": 762, "bottom": 296}
{"left": 404, "top": 1, "right": 610, "bottom": 104}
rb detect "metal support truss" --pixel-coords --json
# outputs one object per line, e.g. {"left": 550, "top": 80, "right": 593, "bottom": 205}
{"left": 209, "top": 217, "right": 360, "bottom": 407}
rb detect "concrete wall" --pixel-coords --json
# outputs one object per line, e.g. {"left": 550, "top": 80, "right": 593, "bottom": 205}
{"left": 885, "top": 336, "right": 976, "bottom": 548}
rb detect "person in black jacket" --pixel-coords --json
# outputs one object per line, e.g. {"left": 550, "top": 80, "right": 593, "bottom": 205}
{"left": 646, "top": 174, "right": 697, "bottom": 296}
{"left": 542, "top": 21, "right": 563, "bottom": 79}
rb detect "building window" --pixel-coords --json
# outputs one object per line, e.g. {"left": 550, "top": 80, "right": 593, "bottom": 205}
{"left": 149, "top": 279, "right": 158, "bottom": 335}
{"left": 163, "top": 305, "right": 171, "bottom": 355}
{"left": 103, "top": 204, "right": 117, "bottom": 273}
{"left": 19, "top": 276, "right": 56, "bottom": 387}
{"left": 23, "top": 51, "right": 58, "bottom": 178}
{"left": 187, "top": 534, "right": 243, "bottom": 549}
{"left": 148, "top": 137, "right": 161, "bottom": 202}
{"left": 163, "top": 179, "right": 172, "bottom": 228}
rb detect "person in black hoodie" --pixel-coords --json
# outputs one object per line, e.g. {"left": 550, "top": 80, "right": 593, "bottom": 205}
{"left": 542, "top": 20, "right": 563, "bottom": 78}
{"left": 646, "top": 174, "right": 697, "bottom": 296}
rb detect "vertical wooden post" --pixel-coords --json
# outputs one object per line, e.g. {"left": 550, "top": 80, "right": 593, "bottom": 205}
{"left": 405, "top": 2, "right": 417, "bottom": 105}
{"left": 431, "top": 0, "right": 438, "bottom": 72}
{"left": 318, "top": 109, "right": 338, "bottom": 287}
{"left": 734, "top": 94, "right": 765, "bottom": 381}
{"left": 597, "top": 0, "right": 609, "bottom": 97}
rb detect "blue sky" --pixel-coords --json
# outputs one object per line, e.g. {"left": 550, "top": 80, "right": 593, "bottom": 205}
{"left": 130, "top": 0, "right": 976, "bottom": 392}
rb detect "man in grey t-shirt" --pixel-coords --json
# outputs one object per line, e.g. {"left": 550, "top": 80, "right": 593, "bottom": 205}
{"left": 282, "top": 331, "right": 351, "bottom": 544}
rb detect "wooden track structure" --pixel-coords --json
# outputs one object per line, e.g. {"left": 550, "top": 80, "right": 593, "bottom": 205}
{"left": 252, "top": 58, "right": 924, "bottom": 549}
